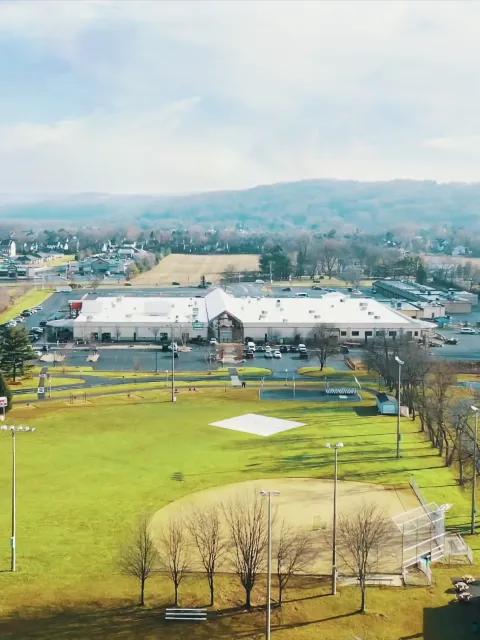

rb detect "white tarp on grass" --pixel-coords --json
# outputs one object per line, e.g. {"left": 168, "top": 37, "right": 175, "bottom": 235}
{"left": 210, "top": 413, "right": 306, "bottom": 437}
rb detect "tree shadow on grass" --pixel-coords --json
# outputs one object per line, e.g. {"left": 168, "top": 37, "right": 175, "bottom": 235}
{"left": 0, "top": 602, "right": 266, "bottom": 640}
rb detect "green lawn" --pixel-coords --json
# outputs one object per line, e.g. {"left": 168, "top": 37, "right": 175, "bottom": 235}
{"left": 0, "top": 290, "right": 54, "bottom": 323}
{"left": 10, "top": 376, "right": 86, "bottom": 390}
{"left": 0, "top": 390, "right": 474, "bottom": 638}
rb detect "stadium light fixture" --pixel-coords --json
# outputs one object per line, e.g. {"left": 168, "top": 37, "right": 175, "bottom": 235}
{"left": 471, "top": 406, "right": 479, "bottom": 534}
{"left": 0, "top": 425, "right": 37, "bottom": 572}
{"left": 395, "top": 357, "right": 404, "bottom": 458}
{"left": 325, "top": 442, "right": 344, "bottom": 595}
{"left": 260, "top": 490, "right": 280, "bottom": 640}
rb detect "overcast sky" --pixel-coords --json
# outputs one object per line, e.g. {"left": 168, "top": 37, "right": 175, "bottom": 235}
{"left": 1, "top": 0, "right": 480, "bottom": 194}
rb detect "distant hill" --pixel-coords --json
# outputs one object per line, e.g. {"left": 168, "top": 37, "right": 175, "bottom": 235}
{"left": 1, "top": 179, "right": 480, "bottom": 230}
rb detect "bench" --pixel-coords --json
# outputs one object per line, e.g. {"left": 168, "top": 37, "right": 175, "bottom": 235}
{"left": 165, "top": 608, "right": 207, "bottom": 622}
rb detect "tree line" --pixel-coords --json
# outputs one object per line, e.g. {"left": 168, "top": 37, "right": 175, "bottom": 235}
{"left": 120, "top": 491, "right": 393, "bottom": 614}
{"left": 365, "top": 335, "right": 478, "bottom": 478}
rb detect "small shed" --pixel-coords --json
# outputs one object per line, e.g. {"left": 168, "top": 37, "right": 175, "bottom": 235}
{"left": 376, "top": 392, "right": 398, "bottom": 415}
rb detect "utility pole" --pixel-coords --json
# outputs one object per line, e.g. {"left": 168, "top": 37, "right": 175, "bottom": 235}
{"left": 471, "top": 406, "right": 479, "bottom": 534}
{"left": 269, "top": 261, "right": 273, "bottom": 284}
{"left": 260, "top": 490, "right": 280, "bottom": 640}
{"left": 395, "top": 356, "right": 404, "bottom": 459}
{"left": 326, "top": 442, "right": 344, "bottom": 595}
{"left": 171, "top": 326, "right": 175, "bottom": 402}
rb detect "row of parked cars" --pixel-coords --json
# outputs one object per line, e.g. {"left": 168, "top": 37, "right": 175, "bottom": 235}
{"left": 244, "top": 341, "right": 309, "bottom": 360}
{"left": 1, "top": 305, "right": 44, "bottom": 330}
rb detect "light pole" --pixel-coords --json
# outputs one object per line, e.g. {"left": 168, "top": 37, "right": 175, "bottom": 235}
{"left": 0, "top": 425, "right": 36, "bottom": 572}
{"left": 471, "top": 405, "right": 479, "bottom": 535}
{"left": 284, "top": 369, "right": 288, "bottom": 386}
{"left": 260, "top": 490, "right": 280, "bottom": 640}
{"left": 326, "top": 442, "right": 344, "bottom": 595}
{"left": 171, "top": 326, "right": 176, "bottom": 402}
{"left": 395, "top": 356, "right": 404, "bottom": 459}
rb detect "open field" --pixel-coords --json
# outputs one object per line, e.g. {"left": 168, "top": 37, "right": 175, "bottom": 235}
{"left": 0, "top": 289, "right": 54, "bottom": 323}
{"left": 424, "top": 254, "right": 480, "bottom": 267}
{"left": 132, "top": 253, "right": 260, "bottom": 285}
{"left": 0, "top": 390, "right": 476, "bottom": 638}
{"left": 10, "top": 376, "right": 86, "bottom": 390}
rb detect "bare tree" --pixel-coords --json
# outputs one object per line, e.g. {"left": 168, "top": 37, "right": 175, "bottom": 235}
{"left": 114, "top": 326, "right": 122, "bottom": 342}
{"left": 341, "top": 267, "right": 362, "bottom": 288}
{"left": 309, "top": 323, "right": 338, "bottom": 371}
{"left": 275, "top": 522, "right": 315, "bottom": 606}
{"left": 187, "top": 506, "right": 227, "bottom": 606}
{"left": 149, "top": 327, "right": 160, "bottom": 342}
{"left": 223, "top": 491, "right": 268, "bottom": 609}
{"left": 91, "top": 277, "right": 101, "bottom": 292}
{"left": 119, "top": 512, "right": 157, "bottom": 606}
{"left": 205, "top": 346, "right": 216, "bottom": 372}
{"left": 337, "top": 504, "right": 392, "bottom": 613}
{"left": 133, "top": 357, "right": 142, "bottom": 373}
{"left": 157, "top": 515, "right": 191, "bottom": 607}
{"left": 428, "top": 361, "right": 457, "bottom": 459}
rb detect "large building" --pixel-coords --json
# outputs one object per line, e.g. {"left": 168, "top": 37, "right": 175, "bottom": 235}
{"left": 373, "top": 279, "right": 477, "bottom": 314}
{"left": 67, "top": 288, "right": 434, "bottom": 344}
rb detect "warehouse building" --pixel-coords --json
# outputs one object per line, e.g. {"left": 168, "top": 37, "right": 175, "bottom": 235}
{"left": 67, "top": 288, "right": 434, "bottom": 344}
{"left": 373, "top": 279, "right": 476, "bottom": 314}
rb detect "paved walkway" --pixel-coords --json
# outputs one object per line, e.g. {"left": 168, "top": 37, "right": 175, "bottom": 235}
{"left": 228, "top": 366, "right": 242, "bottom": 387}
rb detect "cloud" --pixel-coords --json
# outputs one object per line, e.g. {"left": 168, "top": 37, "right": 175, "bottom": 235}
{"left": 1, "top": 0, "right": 480, "bottom": 193}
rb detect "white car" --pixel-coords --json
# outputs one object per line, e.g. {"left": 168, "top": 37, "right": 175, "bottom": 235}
{"left": 273, "top": 350, "right": 281, "bottom": 359}
{"left": 460, "top": 327, "right": 476, "bottom": 334}
{"left": 246, "top": 341, "right": 256, "bottom": 351}
{"left": 298, "top": 343, "right": 306, "bottom": 350}
{"left": 168, "top": 342, "right": 179, "bottom": 351}
{"left": 264, "top": 351, "right": 273, "bottom": 359}
{"left": 255, "top": 279, "right": 264, "bottom": 284}
{"left": 209, "top": 338, "right": 218, "bottom": 346}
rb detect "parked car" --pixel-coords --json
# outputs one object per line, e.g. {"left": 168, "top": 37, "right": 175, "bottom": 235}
{"left": 282, "top": 287, "right": 291, "bottom": 292}
{"left": 299, "top": 351, "right": 309, "bottom": 359}
{"left": 295, "top": 292, "right": 309, "bottom": 298}
{"left": 311, "top": 285, "right": 323, "bottom": 290}
{"left": 14, "top": 316, "right": 24, "bottom": 323}
{"left": 21, "top": 310, "right": 32, "bottom": 317}
{"left": 273, "top": 350, "right": 281, "bottom": 359}
{"left": 6, "top": 321, "right": 17, "bottom": 328}
{"left": 173, "top": 351, "right": 179, "bottom": 358}
{"left": 460, "top": 327, "right": 476, "bottom": 334}
{"left": 31, "top": 327, "right": 43, "bottom": 334}
{"left": 298, "top": 343, "right": 306, "bottom": 351}
{"left": 256, "top": 345, "right": 266, "bottom": 352}
{"left": 39, "top": 320, "right": 48, "bottom": 327}
{"left": 168, "top": 342, "right": 179, "bottom": 351}
{"left": 264, "top": 351, "right": 273, "bottom": 358}
{"left": 279, "top": 345, "right": 288, "bottom": 353}
{"left": 246, "top": 350, "right": 254, "bottom": 359}
{"left": 255, "top": 279, "right": 264, "bottom": 284}
{"left": 172, "top": 281, "right": 180, "bottom": 286}
{"left": 209, "top": 338, "right": 218, "bottom": 346}
{"left": 246, "top": 341, "right": 256, "bottom": 351}
{"left": 34, "top": 305, "right": 43, "bottom": 310}
{"left": 289, "top": 345, "right": 299, "bottom": 353}
{"left": 124, "top": 282, "right": 132, "bottom": 286}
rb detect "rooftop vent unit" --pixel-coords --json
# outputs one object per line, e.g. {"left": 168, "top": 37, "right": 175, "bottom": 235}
{"left": 368, "top": 311, "right": 374, "bottom": 315}
{"left": 309, "top": 309, "right": 315, "bottom": 314}
{"left": 280, "top": 307, "right": 284, "bottom": 312}
{"left": 261, "top": 310, "right": 267, "bottom": 314}
{"left": 283, "top": 318, "right": 288, "bottom": 322}
{"left": 374, "top": 315, "right": 380, "bottom": 319}
{"left": 126, "top": 314, "right": 132, "bottom": 318}
{"left": 314, "top": 314, "right": 321, "bottom": 319}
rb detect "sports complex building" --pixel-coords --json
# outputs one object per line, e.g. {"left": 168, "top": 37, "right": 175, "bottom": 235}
{"left": 61, "top": 287, "right": 435, "bottom": 344}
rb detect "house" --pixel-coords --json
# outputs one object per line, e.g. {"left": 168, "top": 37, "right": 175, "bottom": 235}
{"left": 0, "top": 239, "right": 16, "bottom": 258}
{"left": 376, "top": 393, "right": 398, "bottom": 415}
{"left": 452, "top": 245, "right": 467, "bottom": 257}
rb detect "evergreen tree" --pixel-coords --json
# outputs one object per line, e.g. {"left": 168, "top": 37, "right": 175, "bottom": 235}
{"left": 416, "top": 262, "right": 428, "bottom": 285}
{"left": 0, "top": 327, "right": 35, "bottom": 382}
{"left": 259, "top": 245, "right": 292, "bottom": 280}
{"left": 0, "top": 370, "right": 12, "bottom": 412}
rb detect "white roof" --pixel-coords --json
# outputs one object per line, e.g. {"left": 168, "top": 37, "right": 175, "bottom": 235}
{"left": 74, "top": 289, "right": 434, "bottom": 331}
{"left": 76, "top": 295, "right": 208, "bottom": 326}
{"left": 205, "top": 290, "right": 434, "bottom": 329}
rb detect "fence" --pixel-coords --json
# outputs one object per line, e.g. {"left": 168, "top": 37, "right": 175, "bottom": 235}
{"left": 165, "top": 608, "right": 207, "bottom": 622}
{"left": 409, "top": 475, "right": 429, "bottom": 508}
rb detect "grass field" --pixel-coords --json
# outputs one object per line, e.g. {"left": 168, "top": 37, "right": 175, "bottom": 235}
{"left": 0, "top": 289, "right": 54, "bottom": 323}
{"left": 0, "top": 390, "right": 476, "bottom": 639}
{"left": 132, "top": 253, "right": 260, "bottom": 285}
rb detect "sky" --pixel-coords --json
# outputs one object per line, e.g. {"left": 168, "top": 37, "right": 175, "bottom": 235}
{"left": 1, "top": 0, "right": 480, "bottom": 195}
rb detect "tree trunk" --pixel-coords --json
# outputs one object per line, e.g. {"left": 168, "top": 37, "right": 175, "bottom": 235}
{"left": 360, "top": 581, "right": 367, "bottom": 613}
{"left": 174, "top": 583, "right": 179, "bottom": 607}
{"left": 209, "top": 578, "right": 215, "bottom": 607}
{"left": 245, "top": 585, "right": 252, "bottom": 610}
{"left": 278, "top": 583, "right": 283, "bottom": 607}
{"left": 140, "top": 577, "right": 145, "bottom": 606}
